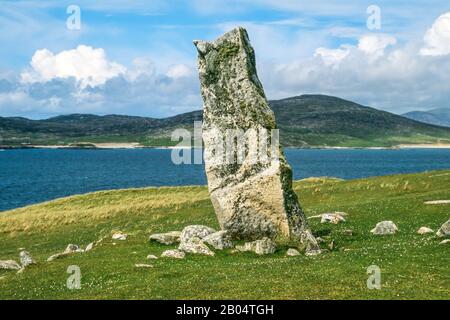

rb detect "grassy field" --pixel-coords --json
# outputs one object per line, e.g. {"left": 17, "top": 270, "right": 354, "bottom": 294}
{"left": 0, "top": 171, "right": 449, "bottom": 299}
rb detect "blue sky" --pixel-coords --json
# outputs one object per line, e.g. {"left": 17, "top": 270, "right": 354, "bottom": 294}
{"left": 1, "top": 0, "right": 450, "bottom": 118}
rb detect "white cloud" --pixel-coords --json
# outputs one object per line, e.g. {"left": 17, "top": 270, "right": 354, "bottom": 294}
{"left": 166, "top": 64, "right": 193, "bottom": 78}
{"left": 314, "top": 46, "right": 350, "bottom": 66}
{"left": 21, "top": 45, "right": 126, "bottom": 88}
{"left": 420, "top": 12, "right": 450, "bottom": 56}
{"left": 126, "top": 57, "right": 156, "bottom": 81}
{"left": 357, "top": 34, "right": 397, "bottom": 59}
{"left": 259, "top": 29, "right": 450, "bottom": 113}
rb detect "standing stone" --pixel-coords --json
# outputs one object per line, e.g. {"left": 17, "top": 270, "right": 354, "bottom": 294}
{"left": 194, "top": 27, "right": 320, "bottom": 254}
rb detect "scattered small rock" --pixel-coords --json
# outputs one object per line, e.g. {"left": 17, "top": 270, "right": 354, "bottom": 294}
{"left": 64, "top": 244, "right": 84, "bottom": 253}
{"left": 180, "top": 225, "right": 216, "bottom": 244}
{"left": 202, "top": 230, "right": 234, "bottom": 250}
{"left": 19, "top": 250, "right": 35, "bottom": 267}
{"left": 328, "top": 240, "right": 335, "bottom": 251}
{"left": 417, "top": 227, "right": 434, "bottom": 235}
{"left": 47, "top": 244, "right": 84, "bottom": 262}
{"left": 0, "top": 260, "right": 21, "bottom": 270}
{"left": 321, "top": 213, "right": 346, "bottom": 224}
{"left": 286, "top": 248, "right": 300, "bottom": 256}
{"left": 309, "top": 212, "right": 347, "bottom": 224}
{"left": 342, "top": 229, "right": 353, "bottom": 236}
{"left": 85, "top": 242, "right": 94, "bottom": 252}
{"left": 439, "top": 239, "right": 450, "bottom": 245}
{"left": 370, "top": 221, "right": 398, "bottom": 235}
{"left": 305, "top": 249, "right": 322, "bottom": 256}
{"left": 436, "top": 219, "right": 450, "bottom": 238}
{"left": 147, "top": 255, "right": 158, "bottom": 260}
{"left": 149, "top": 231, "right": 181, "bottom": 245}
{"left": 161, "top": 249, "right": 185, "bottom": 259}
{"left": 179, "top": 237, "right": 215, "bottom": 256}
{"left": 135, "top": 264, "right": 153, "bottom": 268}
{"left": 112, "top": 232, "right": 128, "bottom": 241}
{"left": 236, "top": 237, "right": 277, "bottom": 255}
{"left": 424, "top": 200, "right": 450, "bottom": 205}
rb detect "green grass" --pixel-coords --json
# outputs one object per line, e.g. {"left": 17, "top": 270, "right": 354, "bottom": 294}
{"left": 0, "top": 171, "right": 449, "bottom": 299}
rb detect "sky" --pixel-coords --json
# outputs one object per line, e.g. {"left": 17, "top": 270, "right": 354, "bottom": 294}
{"left": 0, "top": 0, "right": 450, "bottom": 119}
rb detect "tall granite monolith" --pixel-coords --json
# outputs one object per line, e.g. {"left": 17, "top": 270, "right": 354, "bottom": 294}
{"left": 194, "top": 27, "right": 320, "bottom": 254}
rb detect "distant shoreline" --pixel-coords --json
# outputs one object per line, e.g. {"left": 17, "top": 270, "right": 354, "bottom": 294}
{"left": 2, "top": 143, "right": 450, "bottom": 150}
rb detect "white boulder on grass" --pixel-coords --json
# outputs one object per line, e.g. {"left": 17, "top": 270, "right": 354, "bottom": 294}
{"left": 0, "top": 260, "right": 21, "bottom": 270}
{"left": 370, "top": 221, "right": 398, "bottom": 235}
{"left": 309, "top": 212, "right": 347, "bottom": 224}
{"left": 19, "top": 251, "right": 35, "bottom": 267}
{"left": 320, "top": 213, "right": 346, "bottom": 224}
{"left": 424, "top": 200, "right": 450, "bottom": 205}
{"left": 85, "top": 242, "right": 94, "bottom": 252}
{"left": 179, "top": 237, "right": 215, "bottom": 256}
{"left": 161, "top": 249, "right": 185, "bottom": 259}
{"left": 236, "top": 238, "right": 277, "bottom": 255}
{"left": 180, "top": 225, "right": 216, "bottom": 244}
{"left": 202, "top": 230, "right": 234, "bottom": 250}
{"left": 436, "top": 219, "right": 450, "bottom": 238}
{"left": 286, "top": 248, "right": 301, "bottom": 257}
{"left": 135, "top": 264, "right": 153, "bottom": 268}
{"left": 47, "top": 244, "right": 84, "bottom": 262}
{"left": 149, "top": 231, "right": 181, "bottom": 245}
{"left": 112, "top": 232, "right": 128, "bottom": 241}
{"left": 417, "top": 227, "right": 434, "bottom": 235}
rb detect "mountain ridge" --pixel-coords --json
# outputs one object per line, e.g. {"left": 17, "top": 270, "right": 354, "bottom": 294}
{"left": 402, "top": 108, "right": 450, "bottom": 128}
{"left": 1, "top": 94, "right": 450, "bottom": 147}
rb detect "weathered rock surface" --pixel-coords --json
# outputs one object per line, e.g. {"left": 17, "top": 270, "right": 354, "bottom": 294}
{"left": 417, "top": 227, "right": 434, "bottom": 235}
{"left": 149, "top": 231, "right": 181, "bottom": 245}
{"left": 180, "top": 225, "right": 216, "bottom": 244}
{"left": 0, "top": 260, "right": 21, "bottom": 270}
{"left": 309, "top": 212, "right": 347, "bottom": 224}
{"left": 202, "top": 230, "right": 234, "bottom": 250}
{"left": 236, "top": 237, "right": 277, "bottom": 255}
{"left": 179, "top": 237, "right": 215, "bottom": 256}
{"left": 85, "top": 242, "right": 94, "bottom": 252}
{"left": 64, "top": 244, "right": 83, "bottom": 253}
{"left": 194, "top": 27, "right": 319, "bottom": 253}
{"left": 112, "top": 232, "right": 128, "bottom": 240}
{"left": 436, "top": 219, "right": 450, "bottom": 238}
{"left": 146, "top": 254, "right": 158, "bottom": 260}
{"left": 47, "top": 244, "right": 84, "bottom": 262}
{"left": 370, "top": 221, "right": 398, "bottom": 235}
{"left": 161, "top": 249, "right": 186, "bottom": 259}
{"left": 286, "top": 248, "right": 300, "bottom": 256}
{"left": 320, "top": 213, "right": 346, "bottom": 224}
{"left": 19, "top": 250, "right": 35, "bottom": 267}
{"left": 439, "top": 239, "right": 450, "bottom": 245}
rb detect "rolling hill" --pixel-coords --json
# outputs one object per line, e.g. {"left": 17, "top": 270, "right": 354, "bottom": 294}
{"left": 2, "top": 95, "right": 450, "bottom": 147}
{"left": 403, "top": 108, "right": 450, "bottom": 128}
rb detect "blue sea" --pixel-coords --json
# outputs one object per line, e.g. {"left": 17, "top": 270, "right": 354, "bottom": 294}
{"left": 1, "top": 148, "right": 450, "bottom": 212}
